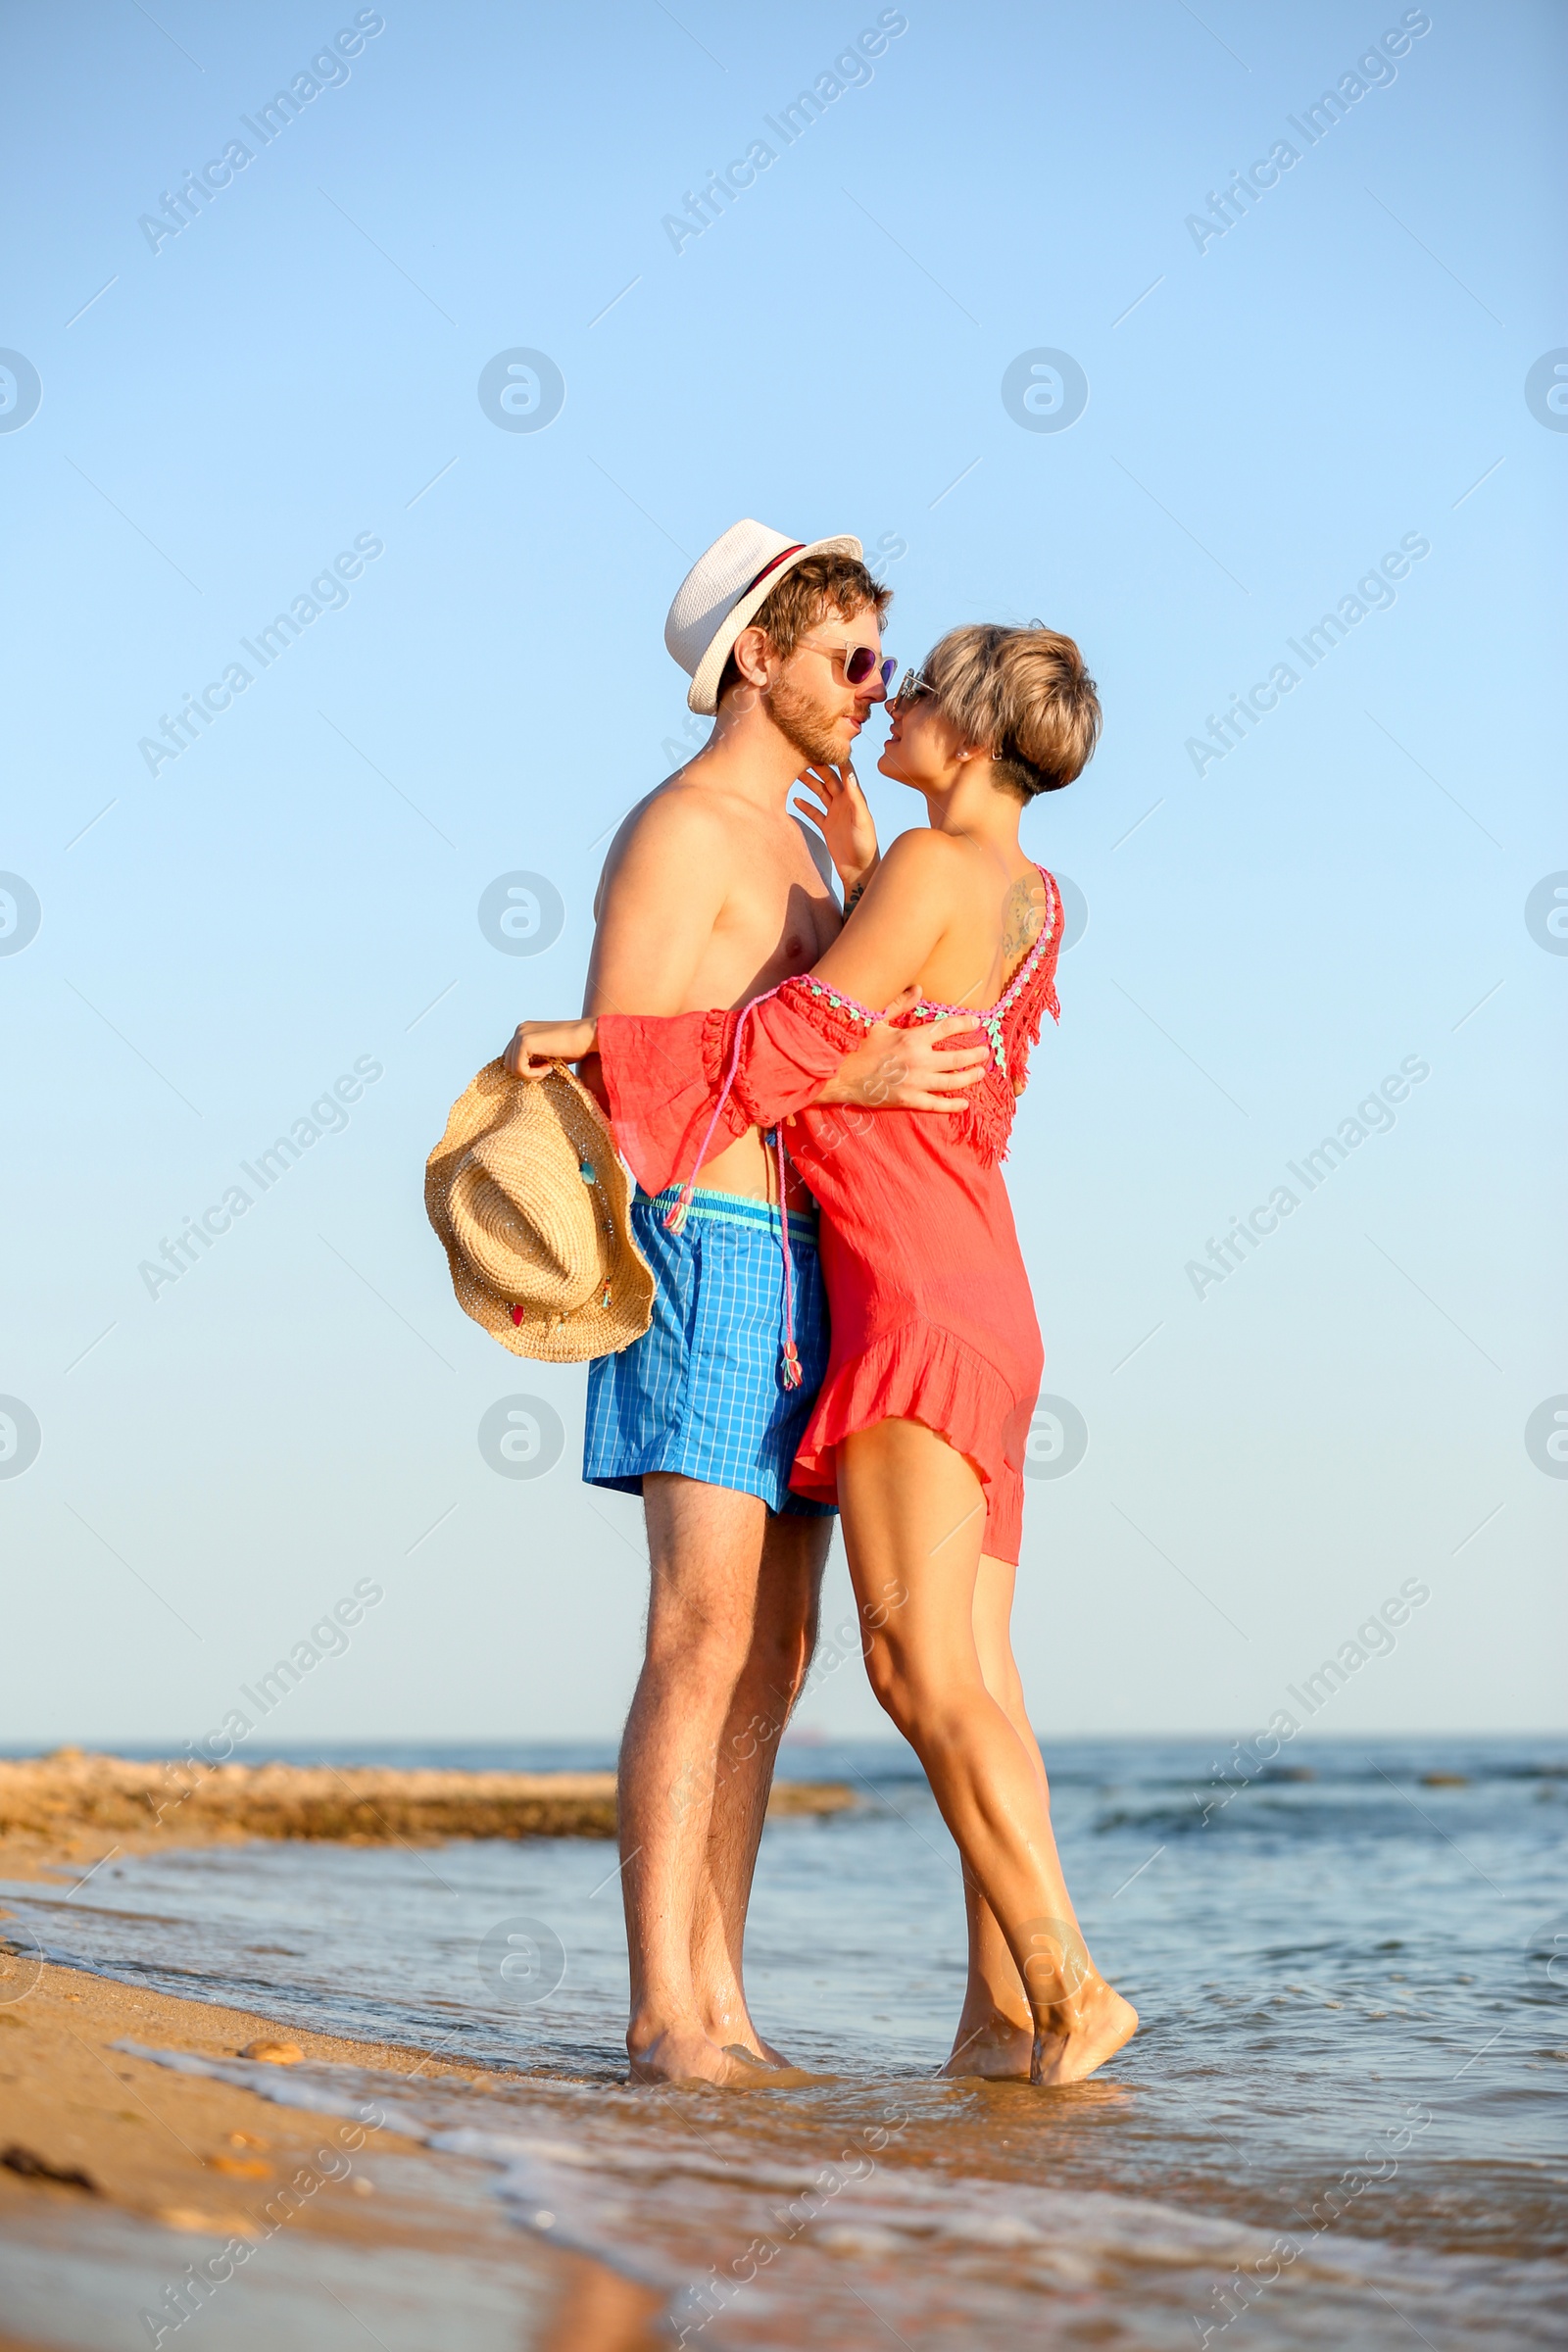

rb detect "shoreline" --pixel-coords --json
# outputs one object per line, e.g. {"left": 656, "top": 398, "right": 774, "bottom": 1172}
{"left": 0, "top": 1940, "right": 666, "bottom": 2348}
{"left": 2, "top": 1741, "right": 1558, "bottom": 2348}
{"left": 0, "top": 1950, "right": 464, "bottom": 2239}
{"left": 0, "top": 1754, "right": 856, "bottom": 2348}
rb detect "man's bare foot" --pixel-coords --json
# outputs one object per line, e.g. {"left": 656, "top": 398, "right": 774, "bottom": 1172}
{"left": 1029, "top": 1977, "right": 1139, "bottom": 2086}
{"left": 940, "top": 2009, "right": 1035, "bottom": 2081}
{"left": 713, "top": 2021, "right": 791, "bottom": 2068}
{"left": 696, "top": 1980, "right": 789, "bottom": 2070}
{"left": 626, "top": 2020, "right": 773, "bottom": 2087}
{"left": 721, "top": 2039, "right": 789, "bottom": 2070}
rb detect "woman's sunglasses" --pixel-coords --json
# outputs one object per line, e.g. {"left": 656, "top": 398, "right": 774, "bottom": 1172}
{"left": 799, "top": 636, "right": 898, "bottom": 691}
{"left": 888, "top": 665, "right": 934, "bottom": 711}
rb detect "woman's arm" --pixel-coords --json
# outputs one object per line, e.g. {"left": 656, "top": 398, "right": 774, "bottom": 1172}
{"left": 798, "top": 826, "right": 962, "bottom": 1011}
{"left": 501, "top": 998, "right": 985, "bottom": 1113}
{"left": 501, "top": 828, "right": 978, "bottom": 1090}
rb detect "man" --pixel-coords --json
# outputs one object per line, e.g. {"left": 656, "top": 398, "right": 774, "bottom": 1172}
{"left": 512, "top": 521, "right": 983, "bottom": 2085}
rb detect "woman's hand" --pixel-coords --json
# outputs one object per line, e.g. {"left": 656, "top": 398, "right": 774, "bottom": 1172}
{"left": 792, "top": 761, "right": 880, "bottom": 899}
{"left": 503, "top": 1018, "right": 597, "bottom": 1078}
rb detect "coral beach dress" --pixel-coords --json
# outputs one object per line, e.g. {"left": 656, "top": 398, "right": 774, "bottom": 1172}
{"left": 596, "top": 868, "right": 1064, "bottom": 1565}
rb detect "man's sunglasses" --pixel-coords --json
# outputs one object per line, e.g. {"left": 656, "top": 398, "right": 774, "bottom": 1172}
{"left": 799, "top": 636, "right": 898, "bottom": 691}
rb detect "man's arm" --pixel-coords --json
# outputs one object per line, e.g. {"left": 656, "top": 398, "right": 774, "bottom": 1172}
{"left": 538, "top": 809, "right": 982, "bottom": 1112}
{"left": 581, "top": 795, "right": 729, "bottom": 1019}
{"left": 822, "top": 1010, "right": 990, "bottom": 1111}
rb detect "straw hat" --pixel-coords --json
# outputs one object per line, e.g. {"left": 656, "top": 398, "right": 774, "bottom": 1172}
{"left": 666, "top": 518, "right": 862, "bottom": 714}
{"left": 425, "top": 1059, "right": 653, "bottom": 1361}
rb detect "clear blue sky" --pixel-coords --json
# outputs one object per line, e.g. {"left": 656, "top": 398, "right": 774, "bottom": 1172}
{"left": 2, "top": 1, "right": 1563, "bottom": 1749}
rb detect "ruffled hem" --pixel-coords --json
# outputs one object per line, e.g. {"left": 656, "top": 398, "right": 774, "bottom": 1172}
{"left": 695, "top": 992, "right": 855, "bottom": 1138}
{"left": 790, "top": 1324, "right": 1027, "bottom": 1520}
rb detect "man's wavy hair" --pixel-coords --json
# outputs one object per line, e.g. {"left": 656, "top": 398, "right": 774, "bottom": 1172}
{"left": 717, "top": 551, "right": 892, "bottom": 702}
{"left": 921, "top": 622, "right": 1102, "bottom": 798}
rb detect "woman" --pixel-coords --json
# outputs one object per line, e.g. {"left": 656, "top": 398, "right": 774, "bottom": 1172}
{"left": 511, "top": 624, "right": 1137, "bottom": 2085}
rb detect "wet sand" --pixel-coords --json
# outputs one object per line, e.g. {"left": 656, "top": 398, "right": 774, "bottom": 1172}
{"left": 0, "top": 1950, "right": 666, "bottom": 2348}
{"left": 1, "top": 1949, "right": 440, "bottom": 2239}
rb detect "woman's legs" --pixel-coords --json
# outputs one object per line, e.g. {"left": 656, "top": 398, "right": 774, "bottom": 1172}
{"left": 943, "top": 1553, "right": 1077, "bottom": 2077}
{"left": 837, "top": 1419, "right": 1136, "bottom": 2085}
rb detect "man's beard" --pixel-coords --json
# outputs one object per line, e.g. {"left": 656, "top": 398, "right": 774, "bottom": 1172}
{"left": 763, "top": 670, "right": 845, "bottom": 768}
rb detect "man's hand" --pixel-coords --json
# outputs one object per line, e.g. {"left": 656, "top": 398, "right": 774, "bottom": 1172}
{"left": 791, "top": 761, "right": 879, "bottom": 898}
{"left": 819, "top": 995, "right": 990, "bottom": 1112}
{"left": 503, "top": 1017, "right": 597, "bottom": 1078}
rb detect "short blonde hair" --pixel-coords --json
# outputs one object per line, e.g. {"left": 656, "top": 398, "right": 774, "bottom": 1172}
{"left": 922, "top": 623, "right": 1101, "bottom": 798}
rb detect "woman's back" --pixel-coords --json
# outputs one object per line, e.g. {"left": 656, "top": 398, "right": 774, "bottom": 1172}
{"left": 807, "top": 823, "right": 1050, "bottom": 1020}
{"left": 915, "top": 836, "right": 1052, "bottom": 1010}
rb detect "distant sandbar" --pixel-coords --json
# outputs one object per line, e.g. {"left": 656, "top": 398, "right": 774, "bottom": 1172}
{"left": 0, "top": 1749, "right": 855, "bottom": 1867}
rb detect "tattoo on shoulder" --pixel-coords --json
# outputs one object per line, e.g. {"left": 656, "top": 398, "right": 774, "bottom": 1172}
{"left": 1002, "top": 875, "right": 1045, "bottom": 958}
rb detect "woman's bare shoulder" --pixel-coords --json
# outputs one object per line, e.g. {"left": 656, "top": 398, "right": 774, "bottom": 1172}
{"left": 871, "top": 824, "right": 982, "bottom": 891}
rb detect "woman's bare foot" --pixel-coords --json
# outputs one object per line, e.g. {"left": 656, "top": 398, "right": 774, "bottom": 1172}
{"left": 626, "top": 2020, "right": 773, "bottom": 2087}
{"left": 940, "top": 2008, "right": 1035, "bottom": 2081}
{"left": 1029, "top": 1977, "right": 1139, "bottom": 2086}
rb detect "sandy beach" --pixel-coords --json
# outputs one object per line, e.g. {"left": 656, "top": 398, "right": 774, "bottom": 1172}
{"left": 0, "top": 1949, "right": 674, "bottom": 2349}
{"left": 0, "top": 1752, "right": 851, "bottom": 2351}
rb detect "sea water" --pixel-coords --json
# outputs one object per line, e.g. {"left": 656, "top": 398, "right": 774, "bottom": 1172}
{"left": 5, "top": 1735, "right": 1565, "bottom": 2348}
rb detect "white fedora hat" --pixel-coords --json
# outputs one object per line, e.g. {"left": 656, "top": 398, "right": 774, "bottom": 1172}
{"left": 665, "top": 518, "right": 862, "bottom": 714}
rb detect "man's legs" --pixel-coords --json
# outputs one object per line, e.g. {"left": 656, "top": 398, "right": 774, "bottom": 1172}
{"left": 617, "top": 1472, "right": 827, "bottom": 2083}
{"left": 688, "top": 1507, "right": 827, "bottom": 2062}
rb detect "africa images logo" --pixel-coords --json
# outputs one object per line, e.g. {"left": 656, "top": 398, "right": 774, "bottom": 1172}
{"left": 477, "top": 350, "right": 565, "bottom": 433}
{"left": 0, "top": 351, "right": 42, "bottom": 433}
{"left": 478, "top": 1397, "right": 565, "bottom": 1479}
{"left": 0, "top": 873, "right": 42, "bottom": 956}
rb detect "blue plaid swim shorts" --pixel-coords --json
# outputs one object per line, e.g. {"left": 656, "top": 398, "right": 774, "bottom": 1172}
{"left": 583, "top": 1180, "right": 834, "bottom": 1517}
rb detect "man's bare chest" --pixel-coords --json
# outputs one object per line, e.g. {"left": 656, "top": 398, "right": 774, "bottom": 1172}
{"left": 705, "top": 830, "right": 840, "bottom": 989}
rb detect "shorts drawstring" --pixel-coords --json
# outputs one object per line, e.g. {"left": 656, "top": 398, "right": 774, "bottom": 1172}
{"left": 662, "top": 987, "right": 801, "bottom": 1387}
{"left": 772, "top": 1121, "right": 802, "bottom": 1388}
